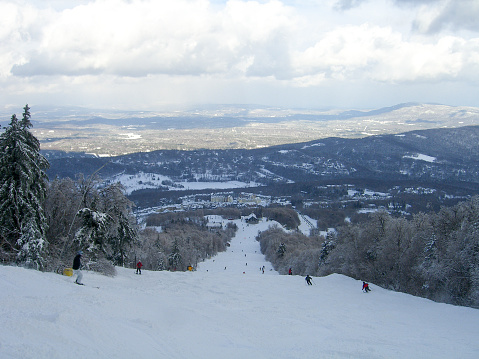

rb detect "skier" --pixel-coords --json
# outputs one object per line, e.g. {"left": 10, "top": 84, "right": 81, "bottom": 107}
{"left": 305, "top": 275, "right": 313, "bottom": 285}
{"left": 288, "top": 267, "right": 292, "bottom": 275}
{"left": 362, "top": 281, "right": 371, "bottom": 292}
{"left": 136, "top": 260, "right": 143, "bottom": 275}
{"left": 72, "top": 251, "right": 83, "bottom": 285}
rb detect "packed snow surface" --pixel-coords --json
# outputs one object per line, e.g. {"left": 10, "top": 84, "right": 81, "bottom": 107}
{"left": 2, "top": 218, "right": 479, "bottom": 358}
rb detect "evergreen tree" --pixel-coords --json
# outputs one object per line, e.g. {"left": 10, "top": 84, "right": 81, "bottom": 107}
{"left": 0, "top": 105, "right": 49, "bottom": 267}
{"left": 157, "top": 254, "right": 167, "bottom": 271}
{"left": 74, "top": 207, "right": 110, "bottom": 256}
{"left": 109, "top": 210, "right": 137, "bottom": 266}
{"left": 168, "top": 239, "right": 182, "bottom": 270}
{"left": 277, "top": 242, "right": 286, "bottom": 257}
{"left": 318, "top": 234, "right": 335, "bottom": 267}
{"left": 100, "top": 182, "right": 137, "bottom": 266}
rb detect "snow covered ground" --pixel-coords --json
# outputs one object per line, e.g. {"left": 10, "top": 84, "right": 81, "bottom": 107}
{"left": 109, "top": 172, "right": 261, "bottom": 195}
{"left": 2, "top": 218, "right": 479, "bottom": 358}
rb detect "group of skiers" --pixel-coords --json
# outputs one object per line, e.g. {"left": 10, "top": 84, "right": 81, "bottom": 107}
{"left": 304, "top": 274, "right": 372, "bottom": 292}
{"left": 304, "top": 275, "right": 372, "bottom": 292}
{"left": 72, "top": 253, "right": 372, "bottom": 293}
{"left": 71, "top": 251, "right": 143, "bottom": 284}
{"left": 303, "top": 274, "right": 372, "bottom": 292}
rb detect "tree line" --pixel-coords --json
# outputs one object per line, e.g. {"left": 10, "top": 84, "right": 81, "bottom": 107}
{"left": 0, "top": 106, "right": 235, "bottom": 275}
{"left": 258, "top": 196, "right": 479, "bottom": 308}
{"left": 137, "top": 215, "right": 237, "bottom": 271}
{"left": 0, "top": 105, "right": 139, "bottom": 274}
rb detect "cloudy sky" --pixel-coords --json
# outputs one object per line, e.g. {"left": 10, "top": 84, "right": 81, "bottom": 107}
{"left": 1, "top": 0, "right": 479, "bottom": 110}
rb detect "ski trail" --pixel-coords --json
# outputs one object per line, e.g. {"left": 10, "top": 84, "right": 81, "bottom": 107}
{"left": 196, "top": 217, "right": 279, "bottom": 275}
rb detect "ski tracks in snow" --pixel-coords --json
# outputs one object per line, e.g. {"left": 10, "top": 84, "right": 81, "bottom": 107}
{"left": 197, "top": 217, "right": 279, "bottom": 275}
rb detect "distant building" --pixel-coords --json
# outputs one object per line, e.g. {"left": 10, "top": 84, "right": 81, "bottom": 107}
{"left": 206, "top": 222, "right": 222, "bottom": 230}
{"left": 238, "top": 193, "right": 262, "bottom": 205}
{"left": 211, "top": 194, "right": 234, "bottom": 203}
{"left": 243, "top": 213, "right": 259, "bottom": 224}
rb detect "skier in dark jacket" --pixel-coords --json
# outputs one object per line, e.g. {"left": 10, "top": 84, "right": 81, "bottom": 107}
{"left": 136, "top": 260, "right": 143, "bottom": 275}
{"left": 72, "top": 251, "right": 83, "bottom": 285}
{"left": 305, "top": 275, "right": 313, "bottom": 285}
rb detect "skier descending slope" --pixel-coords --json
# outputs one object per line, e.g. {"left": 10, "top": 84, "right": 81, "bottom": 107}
{"left": 362, "top": 281, "right": 371, "bottom": 292}
{"left": 72, "top": 251, "right": 83, "bottom": 285}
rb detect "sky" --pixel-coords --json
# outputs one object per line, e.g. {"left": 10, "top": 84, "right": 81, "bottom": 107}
{"left": 1, "top": 0, "right": 479, "bottom": 110}
{"left": 2, "top": 216, "right": 479, "bottom": 358}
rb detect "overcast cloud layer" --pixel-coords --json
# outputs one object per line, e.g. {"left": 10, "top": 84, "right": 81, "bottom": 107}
{"left": 1, "top": 0, "right": 479, "bottom": 110}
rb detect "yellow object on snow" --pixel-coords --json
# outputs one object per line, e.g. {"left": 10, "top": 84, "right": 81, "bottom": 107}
{"left": 63, "top": 268, "right": 73, "bottom": 276}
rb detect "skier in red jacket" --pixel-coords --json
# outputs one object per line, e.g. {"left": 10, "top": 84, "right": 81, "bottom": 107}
{"left": 362, "top": 281, "right": 371, "bottom": 292}
{"left": 136, "top": 260, "right": 143, "bottom": 275}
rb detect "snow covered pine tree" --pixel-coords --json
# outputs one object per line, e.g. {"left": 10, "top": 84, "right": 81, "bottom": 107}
{"left": 0, "top": 105, "right": 50, "bottom": 268}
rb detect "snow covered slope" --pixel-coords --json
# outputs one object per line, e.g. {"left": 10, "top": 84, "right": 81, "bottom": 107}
{"left": 1, "top": 218, "right": 479, "bottom": 359}
{"left": 197, "top": 217, "right": 279, "bottom": 275}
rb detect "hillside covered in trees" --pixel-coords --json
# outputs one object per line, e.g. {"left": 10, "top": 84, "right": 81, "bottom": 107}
{"left": 258, "top": 196, "right": 479, "bottom": 308}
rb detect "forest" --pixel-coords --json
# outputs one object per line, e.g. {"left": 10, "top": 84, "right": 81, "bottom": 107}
{"left": 258, "top": 196, "right": 479, "bottom": 308}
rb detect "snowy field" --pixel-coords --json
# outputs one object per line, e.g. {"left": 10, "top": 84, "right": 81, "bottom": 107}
{"left": 110, "top": 172, "right": 261, "bottom": 195}
{"left": 1, "top": 218, "right": 479, "bottom": 359}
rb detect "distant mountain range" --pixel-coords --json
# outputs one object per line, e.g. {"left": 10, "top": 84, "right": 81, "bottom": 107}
{"left": 3, "top": 102, "right": 478, "bottom": 156}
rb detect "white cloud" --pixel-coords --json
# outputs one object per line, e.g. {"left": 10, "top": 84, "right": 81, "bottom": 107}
{"left": 292, "top": 24, "right": 479, "bottom": 84}
{"left": 8, "top": 0, "right": 298, "bottom": 79}
{"left": 1, "top": 0, "right": 479, "bottom": 109}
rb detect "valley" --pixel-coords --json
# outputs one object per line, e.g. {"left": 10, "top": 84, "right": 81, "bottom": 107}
{"left": 44, "top": 122, "right": 479, "bottom": 229}
{"left": 11, "top": 102, "right": 479, "bottom": 155}
{"left": 4, "top": 101, "right": 475, "bottom": 228}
